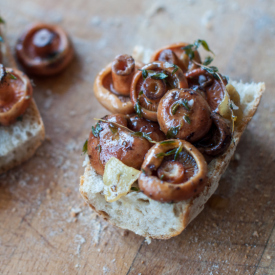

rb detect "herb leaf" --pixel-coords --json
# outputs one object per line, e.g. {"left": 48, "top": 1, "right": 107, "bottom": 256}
{"left": 131, "top": 131, "right": 156, "bottom": 143}
{"left": 92, "top": 123, "right": 103, "bottom": 138}
{"left": 159, "top": 140, "right": 176, "bottom": 145}
{"left": 160, "top": 174, "right": 164, "bottom": 180}
{"left": 151, "top": 72, "right": 168, "bottom": 80}
{"left": 203, "top": 56, "right": 213, "bottom": 66}
{"left": 82, "top": 139, "right": 88, "bottom": 154}
{"left": 96, "top": 144, "right": 101, "bottom": 152}
{"left": 7, "top": 73, "right": 17, "bottom": 80}
{"left": 184, "top": 114, "right": 191, "bottom": 124}
{"left": 131, "top": 187, "right": 140, "bottom": 191}
{"left": 166, "top": 126, "right": 181, "bottom": 139}
{"left": 139, "top": 90, "right": 143, "bottom": 96}
{"left": 156, "top": 148, "right": 178, "bottom": 158}
{"left": 172, "top": 64, "right": 179, "bottom": 74}
{"left": 109, "top": 123, "right": 118, "bottom": 134}
{"left": 142, "top": 69, "right": 148, "bottom": 79}
{"left": 174, "top": 144, "right": 183, "bottom": 161}
{"left": 134, "top": 99, "right": 142, "bottom": 118}
{"left": 194, "top": 39, "right": 214, "bottom": 55}
{"left": 171, "top": 99, "right": 190, "bottom": 115}
{"left": 0, "top": 17, "right": 5, "bottom": 24}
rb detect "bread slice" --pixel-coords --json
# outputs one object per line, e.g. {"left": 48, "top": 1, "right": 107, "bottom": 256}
{"left": 0, "top": 32, "right": 45, "bottom": 174}
{"left": 79, "top": 47, "right": 265, "bottom": 240}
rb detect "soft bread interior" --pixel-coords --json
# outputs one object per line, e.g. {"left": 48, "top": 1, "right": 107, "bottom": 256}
{"left": 80, "top": 47, "right": 265, "bottom": 239}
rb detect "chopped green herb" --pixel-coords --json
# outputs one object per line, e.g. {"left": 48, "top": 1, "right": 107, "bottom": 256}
{"left": 174, "top": 144, "right": 183, "bottom": 161}
{"left": 96, "top": 144, "right": 101, "bottom": 152}
{"left": 203, "top": 56, "right": 213, "bottom": 66}
{"left": 109, "top": 123, "right": 118, "bottom": 134}
{"left": 166, "top": 125, "right": 181, "bottom": 139}
{"left": 194, "top": 39, "right": 214, "bottom": 55}
{"left": 92, "top": 123, "right": 103, "bottom": 137}
{"left": 131, "top": 187, "right": 140, "bottom": 191}
{"left": 171, "top": 99, "right": 190, "bottom": 115}
{"left": 156, "top": 148, "right": 178, "bottom": 158}
{"left": 0, "top": 17, "right": 5, "bottom": 24}
{"left": 202, "top": 65, "right": 219, "bottom": 80}
{"left": 134, "top": 99, "right": 142, "bottom": 118}
{"left": 131, "top": 131, "right": 156, "bottom": 143}
{"left": 160, "top": 174, "right": 164, "bottom": 180}
{"left": 172, "top": 64, "right": 179, "bottom": 74}
{"left": 184, "top": 114, "right": 191, "bottom": 124}
{"left": 141, "top": 168, "right": 146, "bottom": 174}
{"left": 150, "top": 72, "right": 168, "bottom": 80}
{"left": 82, "top": 139, "right": 88, "bottom": 154}
{"left": 139, "top": 90, "right": 144, "bottom": 96}
{"left": 7, "top": 73, "right": 17, "bottom": 80}
{"left": 159, "top": 140, "right": 176, "bottom": 145}
{"left": 142, "top": 69, "right": 148, "bottom": 79}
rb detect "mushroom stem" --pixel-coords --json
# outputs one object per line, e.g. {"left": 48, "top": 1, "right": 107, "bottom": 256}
{"left": 157, "top": 160, "right": 185, "bottom": 183}
{"left": 142, "top": 77, "right": 166, "bottom": 101}
{"left": 111, "top": 54, "right": 135, "bottom": 96}
{"left": 32, "top": 28, "right": 57, "bottom": 57}
{"left": 158, "top": 49, "right": 187, "bottom": 72}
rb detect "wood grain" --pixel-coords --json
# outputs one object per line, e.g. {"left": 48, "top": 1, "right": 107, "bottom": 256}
{"left": 0, "top": 0, "right": 275, "bottom": 274}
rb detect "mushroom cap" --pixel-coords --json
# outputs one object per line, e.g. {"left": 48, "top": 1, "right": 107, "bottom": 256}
{"left": 138, "top": 139, "right": 208, "bottom": 202}
{"left": 130, "top": 61, "right": 188, "bottom": 121}
{"left": 150, "top": 42, "right": 201, "bottom": 72}
{"left": 0, "top": 68, "right": 32, "bottom": 126}
{"left": 16, "top": 23, "right": 74, "bottom": 76}
{"left": 94, "top": 62, "right": 143, "bottom": 115}
{"left": 157, "top": 88, "right": 212, "bottom": 142}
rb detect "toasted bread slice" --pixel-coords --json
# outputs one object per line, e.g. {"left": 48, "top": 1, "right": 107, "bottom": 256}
{"left": 0, "top": 32, "right": 45, "bottom": 174}
{"left": 79, "top": 47, "right": 265, "bottom": 240}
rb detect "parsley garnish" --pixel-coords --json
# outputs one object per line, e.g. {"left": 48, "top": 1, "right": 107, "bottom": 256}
{"left": 184, "top": 114, "right": 191, "bottom": 124}
{"left": 139, "top": 90, "right": 143, "bottom": 96}
{"left": 172, "top": 64, "right": 179, "bottom": 74}
{"left": 182, "top": 39, "right": 214, "bottom": 60}
{"left": 82, "top": 139, "right": 88, "bottom": 154}
{"left": 92, "top": 123, "right": 103, "bottom": 137}
{"left": 134, "top": 98, "right": 142, "bottom": 118}
{"left": 141, "top": 69, "right": 148, "bottom": 79}
{"left": 151, "top": 72, "right": 168, "bottom": 80}
{"left": 202, "top": 65, "right": 220, "bottom": 80}
{"left": 131, "top": 131, "right": 157, "bottom": 144}
{"left": 203, "top": 56, "right": 214, "bottom": 66}
{"left": 166, "top": 125, "right": 181, "bottom": 139}
{"left": 7, "top": 73, "right": 17, "bottom": 80}
{"left": 171, "top": 99, "right": 190, "bottom": 115}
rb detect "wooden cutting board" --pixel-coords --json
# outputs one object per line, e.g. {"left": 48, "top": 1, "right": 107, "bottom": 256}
{"left": 1, "top": 0, "right": 274, "bottom": 274}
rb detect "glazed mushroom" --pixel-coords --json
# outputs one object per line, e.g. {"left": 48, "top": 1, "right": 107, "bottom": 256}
{"left": 196, "top": 113, "right": 232, "bottom": 156}
{"left": 0, "top": 65, "right": 32, "bottom": 126}
{"left": 130, "top": 61, "right": 188, "bottom": 121}
{"left": 185, "top": 68, "right": 227, "bottom": 112}
{"left": 157, "top": 88, "right": 212, "bottom": 142}
{"left": 128, "top": 115, "right": 166, "bottom": 142}
{"left": 16, "top": 23, "right": 74, "bottom": 76}
{"left": 150, "top": 42, "right": 201, "bottom": 73}
{"left": 87, "top": 114, "right": 151, "bottom": 175}
{"left": 94, "top": 55, "right": 142, "bottom": 114}
{"left": 138, "top": 139, "right": 208, "bottom": 202}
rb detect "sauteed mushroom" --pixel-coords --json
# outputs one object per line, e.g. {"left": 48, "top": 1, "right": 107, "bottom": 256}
{"left": 16, "top": 23, "right": 74, "bottom": 76}
{"left": 196, "top": 113, "right": 231, "bottom": 156}
{"left": 138, "top": 139, "right": 208, "bottom": 202}
{"left": 0, "top": 65, "right": 32, "bottom": 126}
{"left": 94, "top": 55, "right": 142, "bottom": 114}
{"left": 130, "top": 61, "right": 188, "bottom": 121}
{"left": 88, "top": 114, "right": 150, "bottom": 175}
{"left": 150, "top": 42, "right": 201, "bottom": 73}
{"left": 128, "top": 115, "right": 165, "bottom": 142}
{"left": 157, "top": 88, "right": 212, "bottom": 142}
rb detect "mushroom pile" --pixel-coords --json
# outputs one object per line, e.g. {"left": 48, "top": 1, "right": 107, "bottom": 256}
{"left": 87, "top": 40, "right": 242, "bottom": 203}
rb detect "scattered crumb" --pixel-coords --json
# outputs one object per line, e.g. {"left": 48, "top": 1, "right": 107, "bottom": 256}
{"left": 252, "top": 231, "right": 259, "bottom": 237}
{"left": 145, "top": 237, "right": 151, "bottom": 244}
{"left": 121, "top": 230, "right": 129, "bottom": 237}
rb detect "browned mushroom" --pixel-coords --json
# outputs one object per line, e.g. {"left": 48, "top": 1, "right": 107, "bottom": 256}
{"left": 157, "top": 88, "right": 212, "bottom": 142}
{"left": 138, "top": 139, "right": 208, "bottom": 202}
{"left": 128, "top": 115, "right": 166, "bottom": 142}
{"left": 16, "top": 23, "right": 74, "bottom": 76}
{"left": 150, "top": 42, "right": 201, "bottom": 73}
{"left": 196, "top": 113, "right": 232, "bottom": 156}
{"left": 185, "top": 68, "right": 227, "bottom": 112}
{"left": 87, "top": 114, "right": 151, "bottom": 175}
{"left": 94, "top": 55, "right": 142, "bottom": 114}
{"left": 0, "top": 65, "right": 32, "bottom": 126}
{"left": 130, "top": 61, "right": 188, "bottom": 121}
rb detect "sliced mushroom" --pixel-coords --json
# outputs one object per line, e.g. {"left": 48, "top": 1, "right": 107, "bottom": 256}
{"left": 150, "top": 42, "right": 201, "bottom": 73}
{"left": 157, "top": 88, "right": 212, "bottom": 142}
{"left": 130, "top": 61, "right": 188, "bottom": 121}
{"left": 88, "top": 114, "right": 151, "bottom": 175}
{"left": 16, "top": 23, "right": 74, "bottom": 76}
{"left": 0, "top": 65, "right": 32, "bottom": 126}
{"left": 196, "top": 113, "right": 232, "bottom": 156}
{"left": 128, "top": 115, "right": 166, "bottom": 142}
{"left": 138, "top": 139, "right": 208, "bottom": 202}
{"left": 94, "top": 56, "right": 142, "bottom": 115}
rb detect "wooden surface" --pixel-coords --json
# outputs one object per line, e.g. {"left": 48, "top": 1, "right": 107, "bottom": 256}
{"left": 0, "top": 0, "right": 275, "bottom": 274}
